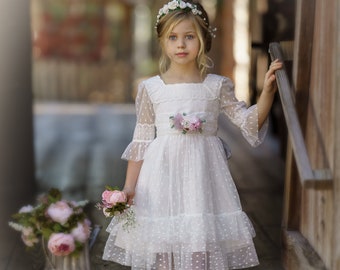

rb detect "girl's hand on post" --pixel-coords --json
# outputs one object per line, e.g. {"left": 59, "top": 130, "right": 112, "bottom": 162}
{"left": 257, "top": 59, "right": 283, "bottom": 129}
{"left": 263, "top": 59, "right": 283, "bottom": 94}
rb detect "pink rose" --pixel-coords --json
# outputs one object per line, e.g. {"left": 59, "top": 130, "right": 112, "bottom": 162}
{"left": 46, "top": 201, "right": 73, "bottom": 225}
{"left": 188, "top": 116, "right": 202, "bottom": 131}
{"left": 48, "top": 233, "right": 75, "bottom": 256}
{"left": 102, "top": 190, "right": 127, "bottom": 207}
{"left": 172, "top": 113, "right": 184, "bottom": 130}
{"left": 102, "top": 190, "right": 113, "bottom": 204}
{"left": 71, "top": 221, "right": 91, "bottom": 243}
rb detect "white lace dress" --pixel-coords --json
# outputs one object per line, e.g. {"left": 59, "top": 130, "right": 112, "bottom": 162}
{"left": 102, "top": 74, "right": 268, "bottom": 269}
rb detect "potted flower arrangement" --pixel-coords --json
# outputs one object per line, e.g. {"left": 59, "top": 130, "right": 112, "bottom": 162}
{"left": 9, "top": 188, "right": 91, "bottom": 269}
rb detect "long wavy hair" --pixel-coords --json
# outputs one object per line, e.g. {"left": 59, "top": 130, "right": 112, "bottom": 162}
{"left": 156, "top": 1, "right": 213, "bottom": 77}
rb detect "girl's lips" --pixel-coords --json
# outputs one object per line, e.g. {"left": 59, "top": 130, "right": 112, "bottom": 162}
{"left": 176, "top": 52, "right": 188, "bottom": 57}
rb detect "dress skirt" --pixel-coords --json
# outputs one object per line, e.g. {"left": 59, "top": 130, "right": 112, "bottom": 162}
{"left": 102, "top": 134, "right": 259, "bottom": 269}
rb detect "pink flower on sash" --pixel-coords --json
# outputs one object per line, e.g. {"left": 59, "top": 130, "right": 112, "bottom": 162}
{"left": 170, "top": 113, "right": 205, "bottom": 134}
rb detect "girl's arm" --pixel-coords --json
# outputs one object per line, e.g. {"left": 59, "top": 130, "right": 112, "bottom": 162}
{"left": 123, "top": 160, "right": 143, "bottom": 204}
{"left": 257, "top": 59, "right": 282, "bottom": 129}
{"left": 120, "top": 82, "right": 155, "bottom": 204}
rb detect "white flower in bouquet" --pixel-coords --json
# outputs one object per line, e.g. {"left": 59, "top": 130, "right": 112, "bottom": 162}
{"left": 21, "top": 227, "right": 39, "bottom": 247}
{"left": 19, "top": 205, "right": 34, "bottom": 213}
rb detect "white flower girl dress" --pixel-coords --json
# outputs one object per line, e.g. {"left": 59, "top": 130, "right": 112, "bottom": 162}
{"left": 103, "top": 74, "right": 267, "bottom": 269}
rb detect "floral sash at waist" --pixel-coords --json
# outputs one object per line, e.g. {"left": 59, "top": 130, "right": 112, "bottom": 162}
{"left": 156, "top": 112, "right": 218, "bottom": 136}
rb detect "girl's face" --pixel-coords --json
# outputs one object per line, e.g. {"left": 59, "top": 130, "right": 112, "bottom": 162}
{"left": 162, "top": 18, "right": 200, "bottom": 69}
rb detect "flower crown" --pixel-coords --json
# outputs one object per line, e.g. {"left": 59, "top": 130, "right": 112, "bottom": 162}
{"left": 156, "top": 0, "right": 203, "bottom": 27}
{"left": 155, "top": 0, "right": 217, "bottom": 38}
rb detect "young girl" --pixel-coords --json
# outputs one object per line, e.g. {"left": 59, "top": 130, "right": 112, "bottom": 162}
{"left": 103, "top": 0, "right": 282, "bottom": 269}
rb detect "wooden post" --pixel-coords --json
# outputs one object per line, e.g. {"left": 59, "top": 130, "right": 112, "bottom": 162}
{"left": 332, "top": 1, "right": 340, "bottom": 268}
{"left": 283, "top": 0, "right": 316, "bottom": 229}
{"left": 219, "top": 0, "right": 235, "bottom": 80}
{"left": 0, "top": 0, "right": 35, "bottom": 265}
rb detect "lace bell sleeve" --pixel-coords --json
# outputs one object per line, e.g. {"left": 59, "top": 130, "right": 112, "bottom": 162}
{"left": 121, "top": 82, "right": 155, "bottom": 161}
{"left": 220, "top": 77, "right": 268, "bottom": 147}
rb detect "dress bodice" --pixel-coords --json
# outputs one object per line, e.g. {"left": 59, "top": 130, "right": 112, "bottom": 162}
{"left": 146, "top": 75, "right": 220, "bottom": 136}
{"left": 121, "top": 74, "right": 268, "bottom": 161}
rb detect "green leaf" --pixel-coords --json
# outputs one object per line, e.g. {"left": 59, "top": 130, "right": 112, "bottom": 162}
{"left": 105, "top": 185, "right": 119, "bottom": 191}
{"left": 47, "top": 188, "right": 62, "bottom": 202}
{"left": 53, "top": 223, "right": 63, "bottom": 232}
{"left": 41, "top": 228, "right": 53, "bottom": 239}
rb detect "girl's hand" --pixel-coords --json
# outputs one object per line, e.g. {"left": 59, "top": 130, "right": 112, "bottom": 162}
{"left": 123, "top": 187, "right": 135, "bottom": 205}
{"left": 263, "top": 59, "right": 283, "bottom": 94}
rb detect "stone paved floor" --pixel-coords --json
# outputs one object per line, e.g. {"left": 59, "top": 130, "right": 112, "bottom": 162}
{"left": 4, "top": 103, "right": 285, "bottom": 269}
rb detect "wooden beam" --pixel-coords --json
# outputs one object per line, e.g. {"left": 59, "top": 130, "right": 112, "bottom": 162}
{"left": 282, "top": 230, "right": 327, "bottom": 270}
{"left": 269, "top": 42, "right": 332, "bottom": 185}
{"left": 332, "top": 0, "right": 340, "bottom": 267}
{"left": 282, "top": 0, "right": 316, "bottom": 232}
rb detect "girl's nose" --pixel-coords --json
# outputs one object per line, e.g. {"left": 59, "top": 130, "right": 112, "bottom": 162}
{"left": 177, "top": 38, "right": 185, "bottom": 48}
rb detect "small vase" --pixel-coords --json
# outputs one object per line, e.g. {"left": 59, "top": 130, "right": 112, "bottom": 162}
{"left": 44, "top": 243, "right": 91, "bottom": 270}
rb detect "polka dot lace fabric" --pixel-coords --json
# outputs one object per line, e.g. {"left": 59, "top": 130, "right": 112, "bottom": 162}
{"left": 104, "top": 74, "right": 266, "bottom": 269}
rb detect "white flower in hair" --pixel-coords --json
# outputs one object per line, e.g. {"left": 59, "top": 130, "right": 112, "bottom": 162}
{"left": 155, "top": 0, "right": 203, "bottom": 27}
{"left": 179, "top": 1, "right": 187, "bottom": 9}
{"left": 168, "top": 0, "right": 178, "bottom": 9}
{"left": 192, "top": 9, "right": 199, "bottom": 15}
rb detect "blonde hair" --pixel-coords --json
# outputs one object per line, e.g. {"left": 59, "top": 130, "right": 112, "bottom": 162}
{"left": 156, "top": 1, "right": 212, "bottom": 76}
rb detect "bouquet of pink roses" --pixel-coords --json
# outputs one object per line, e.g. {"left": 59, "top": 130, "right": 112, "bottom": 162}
{"left": 8, "top": 188, "right": 91, "bottom": 257}
{"left": 96, "top": 186, "right": 135, "bottom": 230}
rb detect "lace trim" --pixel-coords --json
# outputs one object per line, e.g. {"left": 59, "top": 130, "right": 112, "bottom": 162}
{"left": 148, "top": 92, "right": 218, "bottom": 105}
{"left": 122, "top": 124, "right": 155, "bottom": 161}
{"left": 240, "top": 105, "right": 268, "bottom": 147}
{"left": 121, "top": 141, "right": 152, "bottom": 161}
{"left": 142, "top": 75, "right": 221, "bottom": 104}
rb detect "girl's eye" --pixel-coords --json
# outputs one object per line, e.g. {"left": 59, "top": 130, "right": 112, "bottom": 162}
{"left": 169, "top": 35, "right": 177, "bottom": 40}
{"left": 186, "top": 34, "right": 195, "bottom": 40}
